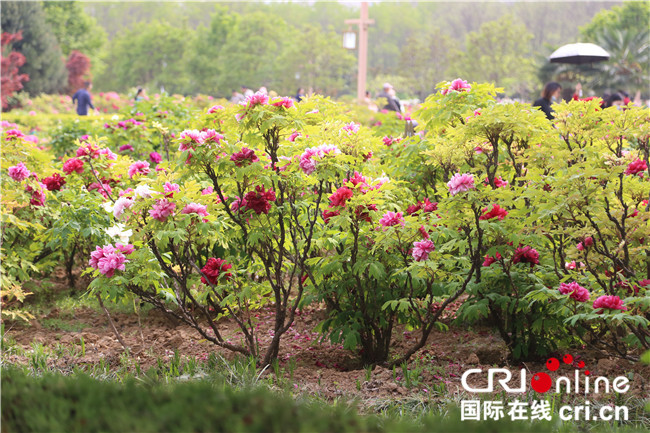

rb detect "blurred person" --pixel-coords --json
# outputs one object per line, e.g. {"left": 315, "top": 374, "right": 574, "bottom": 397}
{"left": 241, "top": 85, "right": 254, "bottom": 97}
{"left": 295, "top": 87, "right": 306, "bottom": 102}
{"left": 364, "top": 90, "right": 378, "bottom": 112}
{"left": 72, "top": 81, "right": 95, "bottom": 116}
{"left": 377, "top": 82, "right": 401, "bottom": 112}
{"left": 230, "top": 89, "right": 244, "bottom": 104}
{"left": 533, "top": 81, "right": 562, "bottom": 120}
{"left": 134, "top": 87, "right": 146, "bottom": 102}
{"left": 388, "top": 86, "right": 403, "bottom": 113}
{"left": 258, "top": 86, "right": 268, "bottom": 95}
{"left": 603, "top": 92, "right": 625, "bottom": 109}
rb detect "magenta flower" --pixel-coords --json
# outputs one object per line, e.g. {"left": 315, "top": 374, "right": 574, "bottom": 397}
{"left": 149, "top": 152, "right": 162, "bottom": 164}
{"left": 412, "top": 240, "right": 435, "bottom": 261}
{"left": 447, "top": 173, "right": 475, "bottom": 196}
{"left": 87, "top": 182, "right": 113, "bottom": 199}
{"left": 89, "top": 244, "right": 127, "bottom": 277}
{"left": 271, "top": 97, "right": 294, "bottom": 109}
{"left": 592, "top": 295, "right": 627, "bottom": 313}
{"left": 230, "top": 147, "right": 260, "bottom": 167}
{"left": 379, "top": 211, "right": 405, "bottom": 227}
{"left": 329, "top": 187, "right": 354, "bottom": 207}
{"left": 299, "top": 144, "right": 340, "bottom": 175}
{"left": 149, "top": 199, "right": 176, "bottom": 222}
{"left": 4, "top": 129, "right": 25, "bottom": 140}
{"left": 200, "top": 258, "right": 232, "bottom": 285}
{"left": 382, "top": 136, "right": 402, "bottom": 147}
{"left": 181, "top": 202, "right": 209, "bottom": 217}
{"left": 341, "top": 122, "right": 360, "bottom": 135}
{"left": 119, "top": 144, "right": 134, "bottom": 153}
{"left": 201, "top": 186, "right": 214, "bottom": 195}
{"left": 441, "top": 78, "right": 471, "bottom": 95}
{"left": 63, "top": 158, "right": 84, "bottom": 175}
{"left": 243, "top": 186, "right": 276, "bottom": 215}
{"left": 128, "top": 161, "right": 150, "bottom": 178}
{"left": 287, "top": 131, "right": 301, "bottom": 142}
{"left": 558, "top": 281, "right": 590, "bottom": 302}
{"left": 207, "top": 105, "right": 224, "bottom": 113}
{"left": 8, "top": 162, "right": 30, "bottom": 182}
{"left": 42, "top": 173, "right": 66, "bottom": 191}
{"left": 247, "top": 92, "right": 269, "bottom": 107}
{"left": 584, "top": 236, "right": 594, "bottom": 247}
{"left": 25, "top": 182, "right": 46, "bottom": 206}
{"left": 625, "top": 159, "right": 647, "bottom": 176}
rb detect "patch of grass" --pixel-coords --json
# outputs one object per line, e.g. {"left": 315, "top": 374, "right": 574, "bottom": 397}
{"left": 41, "top": 318, "right": 90, "bottom": 332}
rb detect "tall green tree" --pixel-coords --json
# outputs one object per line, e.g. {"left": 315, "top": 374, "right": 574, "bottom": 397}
{"left": 399, "top": 28, "right": 460, "bottom": 100}
{"left": 0, "top": 1, "right": 67, "bottom": 94}
{"left": 275, "top": 24, "right": 355, "bottom": 97}
{"left": 580, "top": 1, "right": 649, "bottom": 41}
{"left": 43, "top": 1, "right": 107, "bottom": 76}
{"left": 451, "top": 15, "right": 536, "bottom": 97}
{"left": 96, "top": 21, "right": 192, "bottom": 94}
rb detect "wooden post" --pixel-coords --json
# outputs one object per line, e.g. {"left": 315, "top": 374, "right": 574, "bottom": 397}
{"left": 345, "top": 2, "right": 374, "bottom": 104}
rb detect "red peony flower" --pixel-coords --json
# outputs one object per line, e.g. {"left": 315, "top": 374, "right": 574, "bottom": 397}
{"left": 479, "top": 204, "right": 508, "bottom": 221}
{"left": 243, "top": 185, "right": 276, "bottom": 215}
{"left": 230, "top": 147, "right": 259, "bottom": 167}
{"left": 62, "top": 158, "right": 84, "bottom": 175}
{"left": 512, "top": 246, "right": 540, "bottom": 267}
{"left": 625, "top": 159, "right": 647, "bottom": 176}
{"left": 200, "top": 258, "right": 232, "bottom": 285}
{"left": 322, "top": 209, "right": 340, "bottom": 224}
{"left": 329, "top": 187, "right": 354, "bottom": 207}
{"left": 483, "top": 252, "right": 502, "bottom": 267}
{"left": 42, "top": 173, "right": 66, "bottom": 191}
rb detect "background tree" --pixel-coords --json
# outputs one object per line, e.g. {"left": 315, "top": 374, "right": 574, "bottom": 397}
{"left": 0, "top": 1, "right": 67, "bottom": 95}
{"left": 1, "top": 32, "right": 29, "bottom": 110}
{"left": 95, "top": 21, "right": 192, "bottom": 94}
{"left": 398, "top": 28, "right": 460, "bottom": 100}
{"left": 451, "top": 15, "right": 536, "bottom": 98}
{"left": 275, "top": 24, "right": 356, "bottom": 97}
{"left": 43, "top": 1, "right": 107, "bottom": 76}
{"left": 66, "top": 51, "right": 91, "bottom": 95}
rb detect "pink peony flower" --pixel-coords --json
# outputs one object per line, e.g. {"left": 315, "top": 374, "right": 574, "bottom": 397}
{"left": 201, "top": 186, "right": 214, "bottom": 195}
{"left": 88, "top": 244, "right": 127, "bottom": 277}
{"left": 247, "top": 92, "right": 269, "bottom": 107}
{"left": 163, "top": 182, "right": 180, "bottom": 196}
{"left": 299, "top": 144, "right": 340, "bottom": 175}
{"left": 592, "top": 295, "right": 627, "bottom": 313}
{"left": 113, "top": 196, "right": 134, "bottom": 219}
{"left": 287, "top": 131, "right": 301, "bottom": 142}
{"left": 63, "top": 158, "right": 84, "bottom": 175}
{"left": 181, "top": 202, "right": 209, "bottom": 217}
{"left": 207, "top": 105, "right": 224, "bottom": 113}
{"left": 4, "top": 129, "right": 25, "bottom": 140}
{"left": 447, "top": 173, "right": 475, "bottom": 196}
{"left": 558, "top": 281, "right": 590, "bottom": 302}
{"left": 230, "top": 147, "right": 259, "bottom": 167}
{"left": 412, "top": 240, "right": 435, "bottom": 261}
{"left": 128, "top": 161, "right": 150, "bottom": 178}
{"left": 479, "top": 204, "right": 508, "bottom": 221}
{"left": 119, "top": 144, "right": 134, "bottom": 153}
{"left": 8, "top": 162, "right": 30, "bottom": 182}
{"left": 576, "top": 242, "right": 584, "bottom": 251}
{"left": 341, "top": 122, "right": 360, "bottom": 135}
{"left": 625, "top": 159, "right": 647, "bottom": 176}
{"left": 149, "top": 199, "right": 176, "bottom": 222}
{"left": 87, "top": 182, "right": 113, "bottom": 199}
{"left": 116, "top": 243, "right": 135, "bottom": 255}
{"left": 379, "top": 211, "right": 405, "bottom": 227}
{"left": 565, "top": 261, "right": 585, "bottom": 270}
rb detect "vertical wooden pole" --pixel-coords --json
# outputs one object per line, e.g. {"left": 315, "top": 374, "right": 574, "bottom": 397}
{"left": 357, "top": 2, "right": 369, "bottom": 103}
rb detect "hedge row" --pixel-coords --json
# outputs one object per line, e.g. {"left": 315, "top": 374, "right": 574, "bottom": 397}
{"left": 0, "top": 368, "right": 569, "bottom": 433}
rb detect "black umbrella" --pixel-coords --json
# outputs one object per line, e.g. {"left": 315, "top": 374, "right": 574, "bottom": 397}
{"left": 549, "top": 43, "right": 610, "bottom": 65}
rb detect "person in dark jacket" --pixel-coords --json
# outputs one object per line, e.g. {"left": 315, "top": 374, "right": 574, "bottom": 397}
{"left": 533, "top": 82, "right": 562, "bottom": 120}
{"left": 72, "top": 81, "right": 95, "bottom": 116}
{"left": 295, "top": 88, "right": 305, "bottom": 102}
{"left": 377, "top": 83, "right": 401, "bottom": 112}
